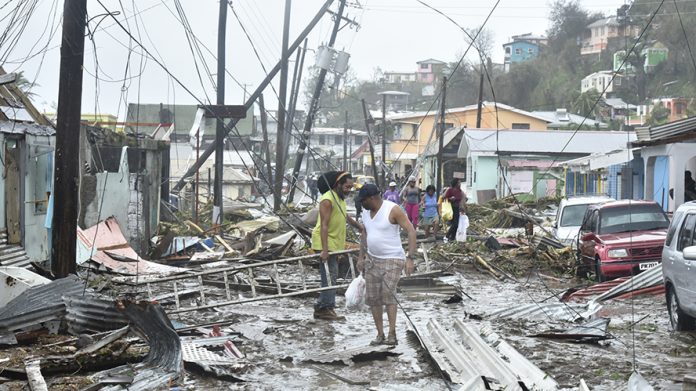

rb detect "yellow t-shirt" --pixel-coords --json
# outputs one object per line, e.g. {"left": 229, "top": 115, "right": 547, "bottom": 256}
{"left": 311, "top": 190, "right": 347, "bottom": 251}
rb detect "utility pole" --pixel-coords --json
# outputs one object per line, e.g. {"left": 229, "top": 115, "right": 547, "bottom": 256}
{"left": 173, "top": 0, "right": 334, "bottom": 194}
{"left": 283, "top": 39, "right": 308, "bottom": 166}
{"left": 436, "top": 76, "right": 447, "bottom": 196}
{"left": 52, "top": 0, "right": 87, "bottom": 277}
{"left": 288, "top": 0, "right": 346, "bottom": 203}
{"left": 259, "top": 95, "right": 273, "bottom": 193}
{"left": 361, "top": 99, "right": 378, "bottom": 181}
{"left": 343, "top": 111, "right": 348, "bottom": 171}
{"left": 476, "top": 63, "right": 484, "bottom": 128}
{"left": 380, "top": 94, "right": 387, "bottom": 188}
{"left": 213, "top": 0, "right": 227, "bottom": 226}
{"left": 274, "top": 0, "right": 292, "bottom": 211}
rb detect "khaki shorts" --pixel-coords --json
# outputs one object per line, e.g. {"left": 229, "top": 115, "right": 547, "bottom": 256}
{"left": 364, "top": 255, "right": 405, "bottom": 306}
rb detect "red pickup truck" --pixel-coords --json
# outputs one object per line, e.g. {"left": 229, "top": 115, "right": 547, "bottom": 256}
{"left": 577, "top": 200, "right": 670, "bottom": 281}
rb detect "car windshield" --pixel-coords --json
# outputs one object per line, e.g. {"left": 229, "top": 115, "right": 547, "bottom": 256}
{"left": 560, "top": 204, "right": 590, "bottom": 227}
{"left": 598, "top": 204, "right": 670, "bottom": 235}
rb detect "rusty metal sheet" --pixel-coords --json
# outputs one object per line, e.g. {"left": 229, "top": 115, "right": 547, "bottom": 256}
{"left": 487, "top": 301, "right": 600, "bottom": 322}
{"left": 79, "top": 217, "right": 187, "bottom": 276}
{"left": 592, "top": 264, "right": 663, "bottom": 303}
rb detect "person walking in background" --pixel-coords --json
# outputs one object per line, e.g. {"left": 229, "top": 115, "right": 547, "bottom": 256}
{"left": 401, "top": 176, "right": 421, "bottom": 228}
{"left": 421, "top": 185, "right": 439, "bottom": 239}
{"left": 444, "top": 178, "right": 465, "bottom": 241}
{"left": 383, "top": 181, "right": 400, "bottom": 204}
{"left": 309, "top": 175, "right": 319, "bottom": 203}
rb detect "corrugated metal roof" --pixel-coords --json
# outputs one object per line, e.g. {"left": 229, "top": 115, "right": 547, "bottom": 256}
{"left": 0, "top": 275, "right": 83, "bottom": 332}
{"left": 648, "top": 116, "right": 696, "bottom": 141}
{"left": 591, "top": 263, "right": 663, "bottom": 303}
{"left": 487, "top": 301, "right": 601, "bottom": 322}
{"left": 458, "top": 128, "right": 635, "bottom": 157}
{"left": 415, "top": 319, "right": 558, "bottom": 389}
{"left": 64, "top": 296, "right": 129, "bottom": 335}
{"left": 0, "top": 121, "right": 55, "bottom": 136}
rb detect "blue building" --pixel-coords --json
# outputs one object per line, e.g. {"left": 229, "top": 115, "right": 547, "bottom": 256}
{"left": 503, "top": 33, "right": 546, "bottom": 72}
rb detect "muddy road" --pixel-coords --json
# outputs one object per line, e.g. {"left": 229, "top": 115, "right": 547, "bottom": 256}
{"left": 169, "top": 262, "right": 695, "bottom": 390}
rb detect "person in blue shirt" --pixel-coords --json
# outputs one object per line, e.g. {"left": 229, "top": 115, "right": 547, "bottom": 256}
{"left": 421, "top": 185, "right": 439, "bottom": 239}
{"left": 383, "top": 181, "right": 400, "bottom": 204}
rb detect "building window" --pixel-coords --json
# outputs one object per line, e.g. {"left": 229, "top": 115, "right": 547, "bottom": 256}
{"left": 511, "top": 123, "right": 530, "bottom": 129}
{"left": 515, "top": 48, "right": 522, "bottom": 55}
{"left": 354, "top": 135, "right": 363, "bottom": 145}
{"left": 335, "top": 135, "right": 343, "bottom": 144}
{"left": 528, "top": 48, "right": 534, "bottom": 54}
{"left": 318, "top": 135, "right": 325, "bottom": 144}
{"left": 505, "top": 47, "right": 511, "bottom": 54}
{"left": 420, "top": 63, "right": 429, "bottom": 70}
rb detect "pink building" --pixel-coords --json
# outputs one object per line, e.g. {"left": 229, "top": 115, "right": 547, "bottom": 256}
{"left": 415, "top": 59, "right": 446, "bottom": 84}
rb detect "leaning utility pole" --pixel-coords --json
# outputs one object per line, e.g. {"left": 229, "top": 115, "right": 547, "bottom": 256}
{"left": 172, "top": 0, "right": 335, "bottom": 194}
{"left": 380, "top": 95, "right": 387, "bottom": 188}
{"left": 436, "top": 76, "right": 447, "bottom": 196}
{"left": 213, "top": 0, "right": 227, "bottom": 226}
{"left": 52, "top": 0, "right": 87, "bottom": 278}
{"left": 361, "top": 99, "right": 378, "bottom": 181}
{"left": 476, "top": 62, "right": 484, "bottom": 128}
{"left": 274, "top": 0, "right": 292, "bottom": 211}
{"left": 287, "top": 0, "right": 346, "bottom": 203}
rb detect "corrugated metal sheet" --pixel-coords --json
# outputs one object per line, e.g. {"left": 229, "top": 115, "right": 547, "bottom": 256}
{"left": 415, "top": 319, "right": 558, "bottom": 389}
{"left": 64, "top": 296, "right": 129, "bottom": 335}
{"left": 592, "top": 264, "right": 663, "bottom": 303}
{"left": 649, "top": 116, "right": 696, "bottom": 141}
{"left": 487, "top": 301, "right": 600, "bottom": 322}
{"left": 0, "top": 275, "right": 83, "bottom": 333}
{"left": 532, "top": 318, "right": 611, "bottom": 343}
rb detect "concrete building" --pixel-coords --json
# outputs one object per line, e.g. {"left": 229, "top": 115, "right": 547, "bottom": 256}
{"left": 456, "top": 128, "right": 635, "bottom": 203}
{"left": 633, "top": 116, "right": 696, "bottom": 212}
{"left": 581, "top": 71, "right": 623, "bottom": 97}
{"left": 416, "top": 59, "right": 447, "bottom": 84}
{"left": 503, "top": 33, "right": 546, "bottom": 71}
{"left": 580, "top": 17, "right": 640, "bottom": 56}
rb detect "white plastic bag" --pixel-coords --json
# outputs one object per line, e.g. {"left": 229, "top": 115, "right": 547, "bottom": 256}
{"left": 345, "top": 274, "right": 366, "bottom": 309}
{"left": 456, "top": 214, "right": 470, "bottom": 242}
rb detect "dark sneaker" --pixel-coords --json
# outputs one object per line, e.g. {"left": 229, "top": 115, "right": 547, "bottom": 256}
{"left": 385, "top": 333, "right": 398, "bottom": 346}
{"left": 369, "top": 334, "right": 385, "bottom": 346}
{"left": 313, "top": 308, "right": 345, "bottom": 321}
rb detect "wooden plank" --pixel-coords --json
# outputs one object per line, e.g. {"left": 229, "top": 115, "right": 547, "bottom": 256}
{"left": 24, "top": 358, "right": 47, "bottom": 391}
{"left": 0, "top": 73, "right": 17, "bottom": 86}
{"left": 5, "top": 146, "right": 21, "bottom": 244}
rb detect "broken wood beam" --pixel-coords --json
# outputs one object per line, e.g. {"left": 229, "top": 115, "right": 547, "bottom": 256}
{"left": 24, "top": 359, "right": 47, "bottom": 391}
{"left": 474, "top": 255, "right": 501, "bottom": 279}
{"left": 185, "top": 220, "right": 206, "bottom": 234}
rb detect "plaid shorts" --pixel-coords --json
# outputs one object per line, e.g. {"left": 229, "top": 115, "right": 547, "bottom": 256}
{"left": 364, "top": 255, "right": 405, "bottom": 306}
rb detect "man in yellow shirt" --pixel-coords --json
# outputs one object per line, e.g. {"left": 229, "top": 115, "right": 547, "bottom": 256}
{"left": 312, "top": 171, "right": 363, "bottom": 321}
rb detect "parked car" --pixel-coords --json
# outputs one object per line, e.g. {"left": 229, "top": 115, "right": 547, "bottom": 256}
{"left": 553, "top": 195, "right": 614, "bottom": 247}
{"left": 577, "top": 200, "right": 670, "bottom": 281}
{"left": 352, "top": 175, "right": 375, "bottom": 191}
{"left": 662, "top": 201, "right": 696, "bottom": 331}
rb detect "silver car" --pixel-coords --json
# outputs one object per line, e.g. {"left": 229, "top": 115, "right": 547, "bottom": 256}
{"left": 662, "top": 201, "right": 696, "bottom": 331}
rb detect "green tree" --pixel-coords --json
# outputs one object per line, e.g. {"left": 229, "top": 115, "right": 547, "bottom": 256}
{"left": 572, "top": 90, "right": 601, "bottom": 118}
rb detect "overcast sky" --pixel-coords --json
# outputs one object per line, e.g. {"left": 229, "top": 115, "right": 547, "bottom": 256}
{"left": 2, "top": 0, "right": 629, "bottom": 119}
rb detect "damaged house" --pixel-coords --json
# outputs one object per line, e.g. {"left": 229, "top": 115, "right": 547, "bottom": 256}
{"left": 0, "top": 70, "right": 54, "bottom": 267}
{"left": 78, "top": 125, "right": 170, "bottom": 253}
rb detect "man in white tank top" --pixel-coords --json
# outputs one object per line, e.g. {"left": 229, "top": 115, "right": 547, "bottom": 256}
{"left": 356, "top": 184, "right": 417, "bottom": 346}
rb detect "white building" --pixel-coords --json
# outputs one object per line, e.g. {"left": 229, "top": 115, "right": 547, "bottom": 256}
{"left": 581, "top": 71, "right": 622, "bottom": 97}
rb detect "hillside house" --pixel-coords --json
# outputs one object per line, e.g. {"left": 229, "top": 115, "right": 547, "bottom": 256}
{"left": 580, "top": 17, "right": 640, "bottom": 56}
{"left": 502, "top": 33, "right": 546, "bottom": 72}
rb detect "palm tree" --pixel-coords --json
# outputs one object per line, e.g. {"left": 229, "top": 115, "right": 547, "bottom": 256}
{"left": 14, "top": 71, "right": 38, "bottom": 99}
{"left": 572, "top": 89, "right": 601, "bottom": 118}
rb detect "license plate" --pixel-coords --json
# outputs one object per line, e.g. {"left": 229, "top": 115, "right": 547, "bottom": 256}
{"left": 639, "top": 262, "right": 659, "bottom": 270}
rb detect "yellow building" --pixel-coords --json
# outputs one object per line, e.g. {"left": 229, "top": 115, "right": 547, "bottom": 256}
{"left": 387, "top": 102, "right": 550, "bottom": 177}
{"left": 80, "top": 113, "right": 120, "bottom": 132}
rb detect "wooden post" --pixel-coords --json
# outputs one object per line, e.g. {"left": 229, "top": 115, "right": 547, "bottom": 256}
{"left": 52, "top": 0, "right": 87, "bottom": 277}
